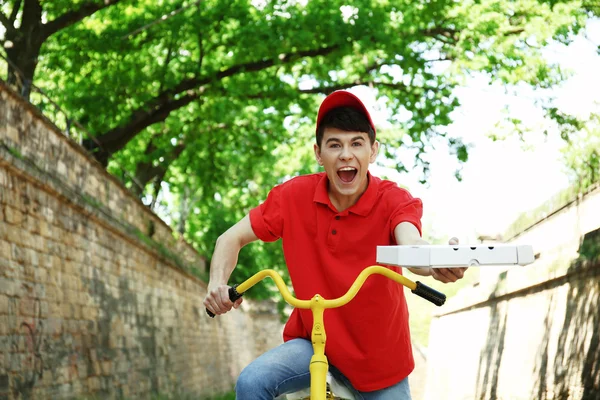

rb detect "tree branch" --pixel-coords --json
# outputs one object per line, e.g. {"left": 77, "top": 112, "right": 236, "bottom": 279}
{"left": 424, "top": 56, "right": 454, "bottom": 63}
{"left": 198, "top": 31, "right": 204, "bottom": 70}
{"left": 0, "top": 10, "right": 16, "bottom": 34}
{"left": 420, "top": 27, "right": 459, "bottom": 41}
{"left": 87, "top": 43, "right": 342, "bottom": 164}
{"left": 42, "top": 0, "right": 123, "bottom": 38}
{"left": 299, "top": 82, "right": 365, "bottom": 95}
{"left": 133, "top": 137, "right": 186, "bottom": 195}
{"left": 167, "top": 44, "right": 341, "bottom": 97}
{"left": 504, "top": 28, "right": 525, "bottom": 36}
{"left": 158, "top": 33, "right": 176, "bottom": 94}
{"left": 299, "top": 80, "right": 411, "bottom": 95}
{"left": 9, "top": 0, "right": 22, "bottom": 23}
{"left": 84, "top": 91, "right": 199, "bottom": 165}
{"left": 122, "top": 0, "right": 201, "bottom": 39}
{"left": 298, "top": 56, "right": 412, "bottom": 95}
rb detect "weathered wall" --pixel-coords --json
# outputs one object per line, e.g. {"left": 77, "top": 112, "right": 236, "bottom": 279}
{"left": 0, "top": 81, "right": 283, "bottom": 399}
{"left": 425, "top": 186, "right": 600, "bottom": 400}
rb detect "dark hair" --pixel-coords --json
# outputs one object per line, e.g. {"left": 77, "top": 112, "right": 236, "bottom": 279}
{"left": 316, "top": 107, "right": 375, "bottom": 147}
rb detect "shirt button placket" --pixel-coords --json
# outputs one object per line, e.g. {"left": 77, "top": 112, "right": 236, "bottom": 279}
{"left": 328, "top": 215, "right": 340, "bottom": 248}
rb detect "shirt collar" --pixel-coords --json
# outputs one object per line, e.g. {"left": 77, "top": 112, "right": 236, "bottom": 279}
{"left": 313, "top": 171, "right": 379, "bottom": 216}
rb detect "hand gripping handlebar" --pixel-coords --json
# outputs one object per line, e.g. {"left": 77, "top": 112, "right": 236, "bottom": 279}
{"left": 206, "top": 285, "right": 243, "bottom": 318}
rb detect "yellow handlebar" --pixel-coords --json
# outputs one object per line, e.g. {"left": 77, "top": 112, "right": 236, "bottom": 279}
{"left": 234, "top": 265, "right": 445, "bottom": 308}
{"left": 236, "top": 266, "right": 421, "bottom": 308}
{"left": 205, "top": 265, "right": 445, "bottom": 318}
{"left": 236, "top": 269, "right": 311, "bottom": 309}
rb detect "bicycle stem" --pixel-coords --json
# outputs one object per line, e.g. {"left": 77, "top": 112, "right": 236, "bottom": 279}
{"left": 310, "top": 294, "right": 328, "bottom": 400}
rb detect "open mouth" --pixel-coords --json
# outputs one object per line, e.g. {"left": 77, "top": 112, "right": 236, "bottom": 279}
{"left": 337, "top": 166, "right": 357, "bottom": 183}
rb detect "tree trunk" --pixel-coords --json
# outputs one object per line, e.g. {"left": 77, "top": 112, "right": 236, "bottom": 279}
{"left": 178, "top": 185, "right": 190, "bottom": 235}
{"left": 132, "top": 139, "right": 186, "bottom": 197}
{"left": 4, "top": 0, "right": 43, "bottom": 99}
{"left": 2, "top": 0, "right": 123, "bottom": 99}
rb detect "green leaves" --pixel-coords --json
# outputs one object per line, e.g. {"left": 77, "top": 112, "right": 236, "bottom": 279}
{"left": 1, "top": 0, "right": 595, "bottom": 295}
{"left": 560, "top": 113, "right": 600, "bottom": 192}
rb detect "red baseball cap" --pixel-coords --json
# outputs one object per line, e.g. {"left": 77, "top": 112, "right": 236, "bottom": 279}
{"left": 316, "top": 90, "right": 376, "bottom": 136}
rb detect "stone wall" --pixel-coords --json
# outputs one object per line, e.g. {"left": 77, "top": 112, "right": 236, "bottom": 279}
{"left": 0, "top": 81, "right": 283, "bottom": 399}
{"left": 424, "top": 186, "right": 600, "bottom": 400}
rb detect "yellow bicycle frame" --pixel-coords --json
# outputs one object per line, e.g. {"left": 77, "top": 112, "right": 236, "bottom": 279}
{"left": 232, "top": 265, "right": 424, "bottom": 400}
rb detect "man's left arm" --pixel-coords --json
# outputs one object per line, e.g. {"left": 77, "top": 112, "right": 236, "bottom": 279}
{"left": 393, "top": 222, "right": 467, "bottom": 283}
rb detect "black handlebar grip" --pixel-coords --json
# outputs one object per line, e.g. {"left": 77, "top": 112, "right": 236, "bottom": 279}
{"left": 412, "top": 281, "right": 446, "bottom": 306}
{"left": 206, "top": 285, "right": 244, "bottom": 318}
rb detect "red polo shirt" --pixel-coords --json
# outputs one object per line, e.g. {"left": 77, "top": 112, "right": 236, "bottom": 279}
{"left": 249, "top": 172, "right": 423, "bottom": 391}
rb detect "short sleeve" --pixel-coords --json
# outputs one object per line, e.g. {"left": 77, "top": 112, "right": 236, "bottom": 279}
{"left": 389, "top": 190, "right": 423, "bottom": 238}
{"left": 249, "top": 184, "right": 284, "bottom": 242}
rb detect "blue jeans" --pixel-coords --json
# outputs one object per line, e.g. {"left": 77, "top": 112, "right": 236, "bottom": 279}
{"left": 235, "top": 338, "right": 412, "bottom": 400}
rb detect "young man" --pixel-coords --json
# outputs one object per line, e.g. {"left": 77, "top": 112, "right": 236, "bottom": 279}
{"left": 203, "top": 90, "right": 467, "bottom": 399}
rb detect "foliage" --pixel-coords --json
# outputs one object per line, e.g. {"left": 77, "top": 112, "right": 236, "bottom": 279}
{"left": 577, "top": 227, "right": 600, "bottom": 262}
{"left": 503, "top": 179, "right": 600, "bottom": 241}
{"left": 560, "top": 113, "right": 600, "bottom": 191}
{"left": 0, "top": 0, "right": 596, "bottom": 297}
{"left": 502, "top": 111, "right": 600, "bottom": 240}
{"left": 503, "top": 183, "right": 582, "bottom": 240}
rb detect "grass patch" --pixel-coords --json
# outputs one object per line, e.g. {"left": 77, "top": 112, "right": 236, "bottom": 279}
{"left": 149, "top": 390, "right": 236, "bottom": 400}
{"left": 77, "top": 389, "right": 236, "bottom": 400}
{"left": 504, "top": 181, "right": 599, "bottom": 240}
{"left": 129, "top": 225, "right": 208, "bottom": 282}
{"left": 202, "top": 391, "right": 236, "bottom": 400}
{"left": 405, "top": 267, "right": 480, "bottom": 348}
{"left": 2, "top": 142, "right": 26, "bottom": 161}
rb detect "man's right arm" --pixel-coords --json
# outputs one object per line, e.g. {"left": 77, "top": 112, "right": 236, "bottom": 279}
{"left": 203, "top": 214, "right": 259, "bottom": 316}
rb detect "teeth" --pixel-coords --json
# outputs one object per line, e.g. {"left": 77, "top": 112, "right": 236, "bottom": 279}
{"left": 339, "top": 167, "right": 356, "bottom": 171}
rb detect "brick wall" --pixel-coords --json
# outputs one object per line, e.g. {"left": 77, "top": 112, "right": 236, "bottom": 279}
{"left": 424, "top": 187, "right": 600, "bottom": 400}
{"left": 0, "top": 82, "right": 283, "bottom": 399}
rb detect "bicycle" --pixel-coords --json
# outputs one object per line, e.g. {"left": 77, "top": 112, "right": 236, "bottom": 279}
{"left": 207, "top": 265, "right": 445, "bottom": 400}
{"left": 205, "top": 243, "right": 536, "bottom": 399}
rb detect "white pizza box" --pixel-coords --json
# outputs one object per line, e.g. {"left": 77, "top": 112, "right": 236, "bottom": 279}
{"left": 376, "top": 244, "right": 535, "bottom": 268}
